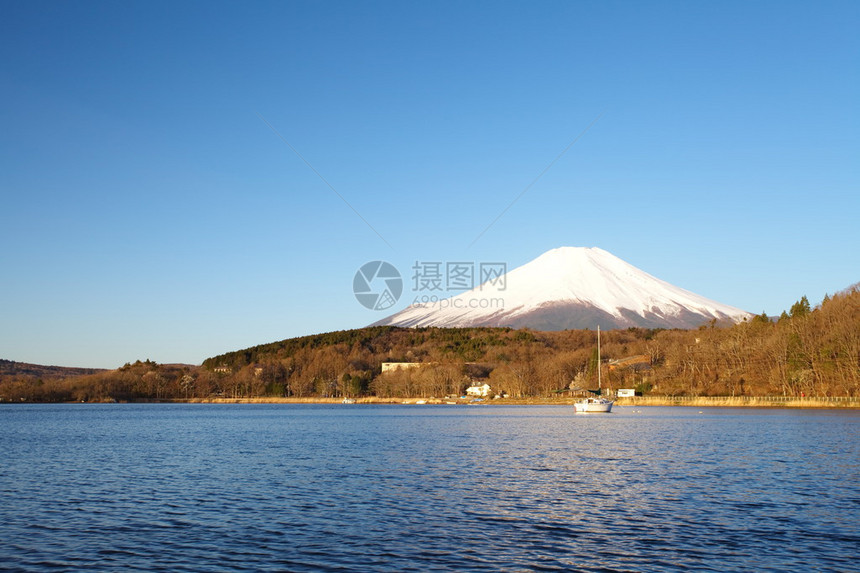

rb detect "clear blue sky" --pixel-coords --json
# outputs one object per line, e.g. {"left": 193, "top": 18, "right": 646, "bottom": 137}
{"left": 2, "top": 1, "right": 858, "bottom": 368}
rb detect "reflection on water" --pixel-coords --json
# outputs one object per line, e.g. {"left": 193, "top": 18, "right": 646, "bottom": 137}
{"left": 1, "top": 404, "right": 857, "bottom": 571}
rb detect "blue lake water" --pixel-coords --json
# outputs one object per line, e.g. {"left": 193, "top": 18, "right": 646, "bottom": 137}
{"left": 0, "top": 404, "right": 858, "bottom": 572}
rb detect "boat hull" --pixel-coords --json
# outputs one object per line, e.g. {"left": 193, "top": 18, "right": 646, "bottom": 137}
{"left": 574, "top": 399, "right": 613, "bottom": 413}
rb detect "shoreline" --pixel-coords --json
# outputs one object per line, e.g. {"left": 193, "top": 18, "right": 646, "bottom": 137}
{"left": 5, "top": 396, "right": 857, "bottom": 409}
{"left": 179, "top": 396, "right": 860, "bottom": 409}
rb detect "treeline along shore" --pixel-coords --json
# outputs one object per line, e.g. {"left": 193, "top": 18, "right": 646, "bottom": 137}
{"left": 2, "top": 286, "right": 858, "bottom": 404}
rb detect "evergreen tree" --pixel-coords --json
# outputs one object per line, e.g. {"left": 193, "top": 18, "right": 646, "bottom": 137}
{"left": 790, "top": 296, "right": 811, "bottom": 318}
{"left": 753, "top": 311, "right": 771, "bottom": 324}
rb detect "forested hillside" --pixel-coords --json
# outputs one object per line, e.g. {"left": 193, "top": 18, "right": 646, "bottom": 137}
{"left": 2, "top": 286, "right": 858, "bottom": 402}
{"left": 0, "top": 360, "right": 104, "bottom": 379}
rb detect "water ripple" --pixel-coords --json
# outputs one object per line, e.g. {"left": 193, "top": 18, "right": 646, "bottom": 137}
{"left": 0, "top": 404, "right": 857, "bottom": 572}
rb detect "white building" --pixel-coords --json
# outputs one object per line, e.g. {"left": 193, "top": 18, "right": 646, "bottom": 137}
{"left": 466, "top": 383, "right": 492, "bottom": 397}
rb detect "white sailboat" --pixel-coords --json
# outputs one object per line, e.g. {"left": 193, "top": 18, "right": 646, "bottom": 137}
{"left": 574, "top": 326, "right": 614, "bottom": 413}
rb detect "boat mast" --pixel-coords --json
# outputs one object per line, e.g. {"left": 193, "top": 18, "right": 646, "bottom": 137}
{"left": 597, "top": 325, "right": 601, "bottom": 393}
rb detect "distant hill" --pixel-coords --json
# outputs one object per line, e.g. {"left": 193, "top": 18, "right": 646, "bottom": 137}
{"left": 198, "top": 285, "right": 857, "bottom": 400}
{"left": 0, "top": 359, "right": 106, "bottom": 379}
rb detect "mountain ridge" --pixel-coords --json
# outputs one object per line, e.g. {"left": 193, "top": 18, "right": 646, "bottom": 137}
{"left": 0, "top": 359, "right": 107, "bottom": 379}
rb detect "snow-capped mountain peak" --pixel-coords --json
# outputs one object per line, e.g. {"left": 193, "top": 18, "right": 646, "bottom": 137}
{"left": 373, "top": 247, "right": 752, "bottom": 330}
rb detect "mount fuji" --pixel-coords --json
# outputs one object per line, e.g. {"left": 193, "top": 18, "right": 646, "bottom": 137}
{"left": 373, "top": 247, "right": 753, "bottom": 330}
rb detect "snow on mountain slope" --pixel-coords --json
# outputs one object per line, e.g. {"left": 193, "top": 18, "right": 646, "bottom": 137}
{"left": 373, "top": 247, "right": 753, "bottom": 330}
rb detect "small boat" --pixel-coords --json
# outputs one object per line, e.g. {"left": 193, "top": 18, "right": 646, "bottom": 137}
{"left": 574, "top": 395, "right": 614, "bottom": 413}
{"left": 341, "top": 398, "right": 356, "bottom": 404}
{"left": 573, "top": 326, "right": 614, "bottom": 413}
